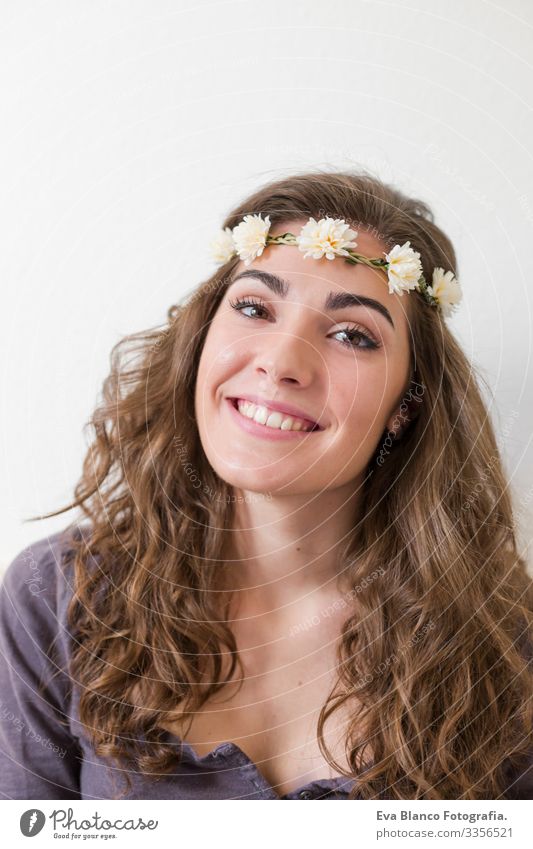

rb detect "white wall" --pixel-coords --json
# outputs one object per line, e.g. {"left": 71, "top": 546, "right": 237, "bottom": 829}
{"left": 1, "top": 0, "right": 532, "bottom": 572}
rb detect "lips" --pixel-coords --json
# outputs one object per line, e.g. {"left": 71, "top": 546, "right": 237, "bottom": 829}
{"left": 226, "top": 394, "right": 324, "bottom": 430}
{"left": 225, "top": 397, "right": 321, "bottom": 440}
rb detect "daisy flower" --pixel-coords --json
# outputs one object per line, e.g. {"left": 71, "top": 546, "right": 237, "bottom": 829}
{"left": 427, "top": 267, "right": 463, "bottom": 317}
{"left": 296, "top": 216, "right": 358, "bottom": 260}
{"left": 384, "top": 241, "right": 423, "bottom": 295}
{"left": 231, "top": 214, "right": 271, "bottom": 266}
{"left": 209, "top": 227, "right": 236, "bottom": 264}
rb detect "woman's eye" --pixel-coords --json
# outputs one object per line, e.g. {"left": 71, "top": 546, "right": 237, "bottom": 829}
{"left": 333, "top": 327, "right": 380, "bottom": 350}
{"left": 228, "top": 296, "right": 380, "bottom": 351}
{"left": 228, "top": 296, "right": 269, "bottom": 320}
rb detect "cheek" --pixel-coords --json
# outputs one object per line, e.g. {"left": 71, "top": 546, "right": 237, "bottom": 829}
{"left": 333, "top": 368, "right": 396, "bottom": 435}
{"left": 205, "top": 339, "right": 242, "bottom": 384}
{"left": 195, "top": 326, "right": 242, "bottom": 403}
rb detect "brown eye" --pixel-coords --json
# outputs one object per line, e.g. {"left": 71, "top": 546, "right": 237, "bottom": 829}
{"left": 333, "top": 326, "right": 380, "bottom": 350}
{"left": 229, "top": 298, "right": 381, "bottom": 351}
{"left": 228, "top": 297, "right": 269, "bottom": 320}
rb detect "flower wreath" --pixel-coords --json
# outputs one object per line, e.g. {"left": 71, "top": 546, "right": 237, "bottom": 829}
{"left": 210, "top": 214, "right": 462, "bottom": 318}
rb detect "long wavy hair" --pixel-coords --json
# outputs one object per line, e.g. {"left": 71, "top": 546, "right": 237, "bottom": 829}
{"left": 29, "top": 169, "right": 533, "bottom": 799}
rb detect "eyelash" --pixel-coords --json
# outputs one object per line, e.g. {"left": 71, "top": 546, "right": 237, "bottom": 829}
{"left": 228, "top": 296, "right": 381, "bottom": 351}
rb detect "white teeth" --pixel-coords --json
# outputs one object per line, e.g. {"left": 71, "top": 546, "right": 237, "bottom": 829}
{"left": 253, "top": 406, "right": 268, "bottom": 425}
{"left": 264, "top": 410, "right": 283, "bottom": 428}
{"left": 235, "top": 400, "right": 315, "bottom": 432}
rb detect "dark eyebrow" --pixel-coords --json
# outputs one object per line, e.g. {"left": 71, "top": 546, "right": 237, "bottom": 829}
{"left": 228, "top": 270, "right": 395, "bottom": 329}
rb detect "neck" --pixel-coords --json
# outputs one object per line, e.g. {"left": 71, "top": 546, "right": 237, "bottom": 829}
{"left": 218, "top": 482, "right": 363, "bottom": 614}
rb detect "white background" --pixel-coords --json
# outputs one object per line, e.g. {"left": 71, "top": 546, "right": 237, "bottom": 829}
{"left": 1, "top": 0, "right": 532, "bottom": 572}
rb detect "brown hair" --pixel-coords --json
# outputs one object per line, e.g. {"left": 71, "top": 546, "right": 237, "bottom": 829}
{"left": 30, "top": 169, "right": 533, "bottom": 799}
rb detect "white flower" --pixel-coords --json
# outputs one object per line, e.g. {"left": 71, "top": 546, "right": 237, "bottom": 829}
{"left": 231, "top": 213, "right": 271, "bottom": 266}
{"left": 209, "top": 227, "right": 236, "bottom": 264}
{"left": 296, "top": 216, "right": 358, "bottom": 261}
{"left": 384, "top": 241, "right": 423, "bottom": 295}
{"left": 427, "top": 267, "right": 463, "bottom": 317}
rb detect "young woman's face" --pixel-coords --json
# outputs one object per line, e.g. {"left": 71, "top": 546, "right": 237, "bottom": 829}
{"left": 194, "top": 219, "right": 413, "bottom": 496}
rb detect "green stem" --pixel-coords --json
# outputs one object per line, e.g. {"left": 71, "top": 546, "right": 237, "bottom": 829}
{"left": 267, "top": 236, "right": 389, "bottom": 269}
{"left": 264, "top": 235, "right": 440, "bottom": 309}
{"left": 266, "top": 233, "right": 297, "bottom": 245}
{"left": 343, "top": 252, "right": 388, "bottom": 269}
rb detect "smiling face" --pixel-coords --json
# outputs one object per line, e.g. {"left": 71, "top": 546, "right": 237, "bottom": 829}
{"left": 194, "top": 219, "right": 414, "bottom": 497}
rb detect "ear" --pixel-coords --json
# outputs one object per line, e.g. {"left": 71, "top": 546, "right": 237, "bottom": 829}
{"left": 385, "top": 379, "right": 423, "bottom": 440}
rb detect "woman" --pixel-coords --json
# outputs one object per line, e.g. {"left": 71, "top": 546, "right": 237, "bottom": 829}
{"left": 1, "top": 170, "right": 532, "bottom": 800}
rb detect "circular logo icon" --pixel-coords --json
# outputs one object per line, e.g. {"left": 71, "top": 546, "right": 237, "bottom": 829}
{"left": 20, "top": 809, "right": 46, "bottom": 837}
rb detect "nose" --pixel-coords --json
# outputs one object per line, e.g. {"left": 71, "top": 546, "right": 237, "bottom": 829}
{"left": 253, "top": 332, "right": 318, "bottom": 386}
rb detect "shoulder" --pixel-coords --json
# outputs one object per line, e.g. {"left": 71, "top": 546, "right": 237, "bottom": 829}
{"left": 0, "top": 523, "right": 92, "bottom": 647}
{"left": 2, "top": 526, "right": 76, "bottom": 587}
{"left": 0, "top": 526, "right": 93, "bottom": 799}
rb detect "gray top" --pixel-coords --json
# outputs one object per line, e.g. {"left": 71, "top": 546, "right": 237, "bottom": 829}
{"left": 0, "top": 528, "right": 531, "bottom": 800}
